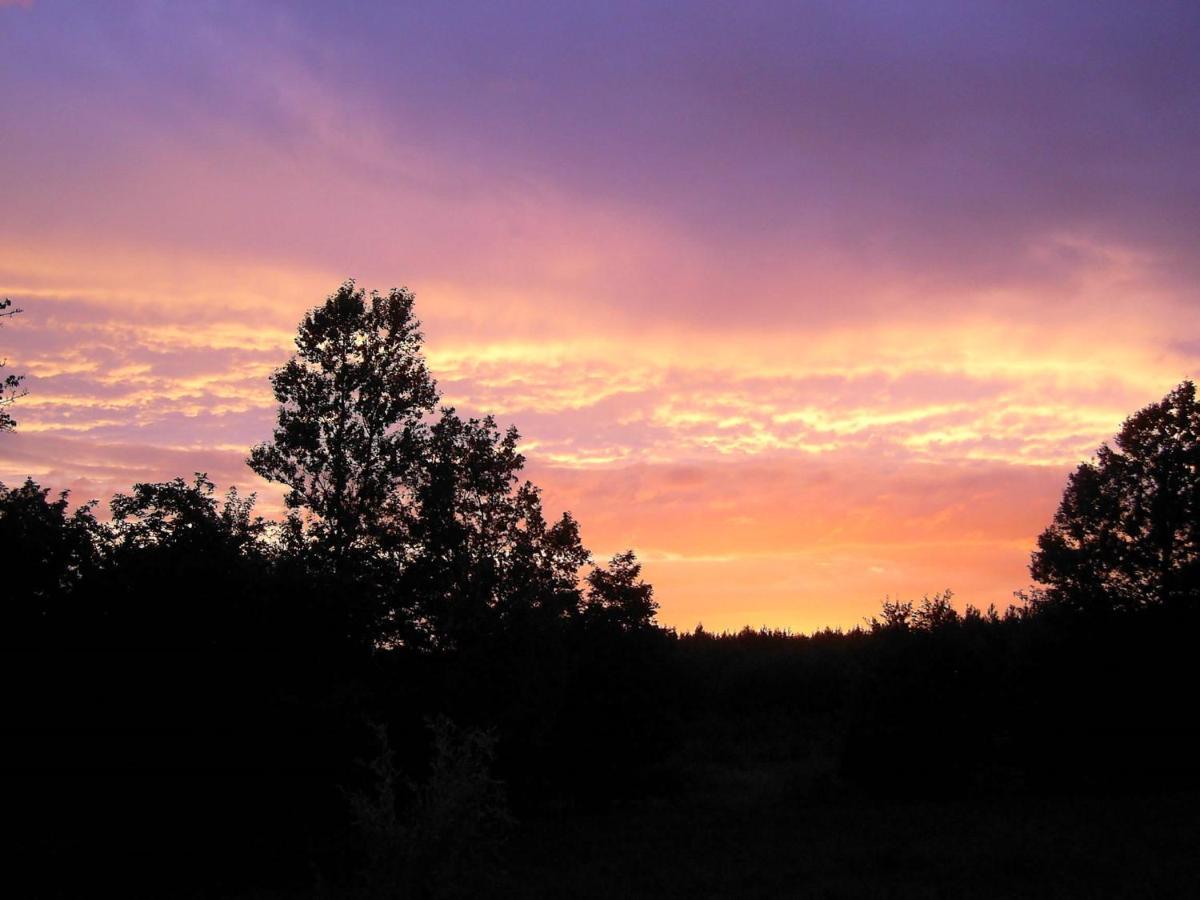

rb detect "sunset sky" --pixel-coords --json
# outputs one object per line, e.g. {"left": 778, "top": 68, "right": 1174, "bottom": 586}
{"left": 2, "top": 1, "right": 1198, "bottom": 631}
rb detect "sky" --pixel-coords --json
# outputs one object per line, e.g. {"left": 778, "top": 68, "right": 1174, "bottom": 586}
{"left": 2, "top": 1, "right": 1198, "bottom": 632}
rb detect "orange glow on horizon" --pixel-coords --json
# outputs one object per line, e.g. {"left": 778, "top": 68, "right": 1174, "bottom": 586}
{"left": 3, "top": 4, "right": 1198, "bottom": 632}
{"left": 3, "top": 238, "right": 1192, "bottom": 631}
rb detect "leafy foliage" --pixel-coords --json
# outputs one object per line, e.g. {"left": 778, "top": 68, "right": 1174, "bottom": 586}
{"left": 249, "top": 281, "right": 437, "bottom": 561}
{"left": 404, "top": 410, "right": 590, "bottom": 648}
{"left": 584, "top": 550, "right": 658, "bottom": 631}
{"left": 110, "top": 473, "right": 264, "bottom": 553}
{"left": 348, "top": 717, "right": 513, "bottom": 898}
{"left": 0, "top": 297, "right": 27, "bottom": 432}
{"left": 1031, "top": 380, "right": 1200, "bottom": 613}
{"left": 0, "top": 478, "right": 101, "bottom": 631}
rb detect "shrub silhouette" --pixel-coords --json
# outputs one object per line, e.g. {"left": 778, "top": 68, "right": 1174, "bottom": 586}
{"left": 348, "top": 718, "right": 512, "bottom": 898}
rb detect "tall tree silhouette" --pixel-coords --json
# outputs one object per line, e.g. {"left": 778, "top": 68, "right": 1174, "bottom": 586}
{"left": 1031, "top": 380, "right": 1200, "bottom": 613}
{"left": 249, "top": 282, "right": 603, "bottom": 648}
{"left": 0, "top": 298, "right": 26, "bottom": 432}
{"left": 249, "top": 282, "right": 437, "bottom": 563}
{"left": 406, "top": 409, "right": 590, "bottom": 647}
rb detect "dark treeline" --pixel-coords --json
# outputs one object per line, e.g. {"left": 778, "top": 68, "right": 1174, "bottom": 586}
{"left": 3, "top": 286, "right": 1200, "bottom": 896}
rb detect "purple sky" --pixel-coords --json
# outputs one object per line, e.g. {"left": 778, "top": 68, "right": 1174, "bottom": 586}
{"left": 2, "top": 1, "right": 1198, "bottom": 630}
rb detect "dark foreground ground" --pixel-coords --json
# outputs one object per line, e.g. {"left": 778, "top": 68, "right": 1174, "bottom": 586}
{"left": 502, "top": 788, "right": 1200, "bottom": 898}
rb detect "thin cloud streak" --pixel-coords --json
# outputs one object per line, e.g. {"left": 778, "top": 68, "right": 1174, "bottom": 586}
{"left": 2, "top": 2, "right": 1198, "bottom": 629}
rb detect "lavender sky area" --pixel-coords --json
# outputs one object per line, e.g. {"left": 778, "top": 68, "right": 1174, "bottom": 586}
{"left": 2, "top": 1, "right": 1198, "bottom": 630}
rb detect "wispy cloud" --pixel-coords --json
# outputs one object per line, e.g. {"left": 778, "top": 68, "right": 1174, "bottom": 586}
{"left": 2, "top": 1, "right": 1197, "bottom": 630}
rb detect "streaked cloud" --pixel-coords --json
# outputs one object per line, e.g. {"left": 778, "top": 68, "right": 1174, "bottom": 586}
{"left": 2, "top": 1, "right": 1198, "bottom": 630}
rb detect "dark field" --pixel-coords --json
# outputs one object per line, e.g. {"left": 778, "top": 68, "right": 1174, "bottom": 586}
{"left": 506, "top": 788, "right": 1200, "bottom": 898}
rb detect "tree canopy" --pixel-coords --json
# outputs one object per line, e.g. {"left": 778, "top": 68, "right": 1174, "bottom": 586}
{"left": 248, "top": 281, "right": 649, "bottom": 649}
{"left": 1031, "top": 380, "right": 1200, "bottom": 613}
{"left": 248, "top": 281, "right": 437, "bottom": 561}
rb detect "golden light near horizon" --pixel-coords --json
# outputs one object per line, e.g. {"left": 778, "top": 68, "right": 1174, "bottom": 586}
{"left": 2, "top": 2, "right": 1199, "bottom": 631}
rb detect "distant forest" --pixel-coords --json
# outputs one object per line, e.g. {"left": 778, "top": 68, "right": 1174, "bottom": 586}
{"left": 3, "top": 284, "right": 1199, "bottom": 896}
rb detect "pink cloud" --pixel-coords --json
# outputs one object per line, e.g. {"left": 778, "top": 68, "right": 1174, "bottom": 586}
{"left": 3, "top": 3, "right": 1198, "bottom": 631}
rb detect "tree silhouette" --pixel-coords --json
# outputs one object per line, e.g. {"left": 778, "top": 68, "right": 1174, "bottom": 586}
{"left": 109, "top": 473, "right": 263, "bottom": 554}
{"left": 0, "top": 478, "right": 100, "bottom": 631}
{"left": 405, "top": 409, "right": 590, "bottom": 647}
{"left": 584, "top": 550, "right": 657, "bottom": 630}
{"left": 249, "top": 282, "right": 608, "bottom": 649}
{"left": 0, "top": 298, "right": 27, "bottom": 432}
{"left": 1031, "top": 380, "right": 1200, "bottom": 613}
{"left": 248, "top": 281, "right": 437, "bottom": 563}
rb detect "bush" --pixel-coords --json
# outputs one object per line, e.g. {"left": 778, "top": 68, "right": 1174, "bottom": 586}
{"left": 349, "top": 717, "right": 513, "bottom": 898}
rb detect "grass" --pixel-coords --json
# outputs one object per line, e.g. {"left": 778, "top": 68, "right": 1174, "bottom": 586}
{"left": 500, "top": 779, "right": 1200, "bottom": 897}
